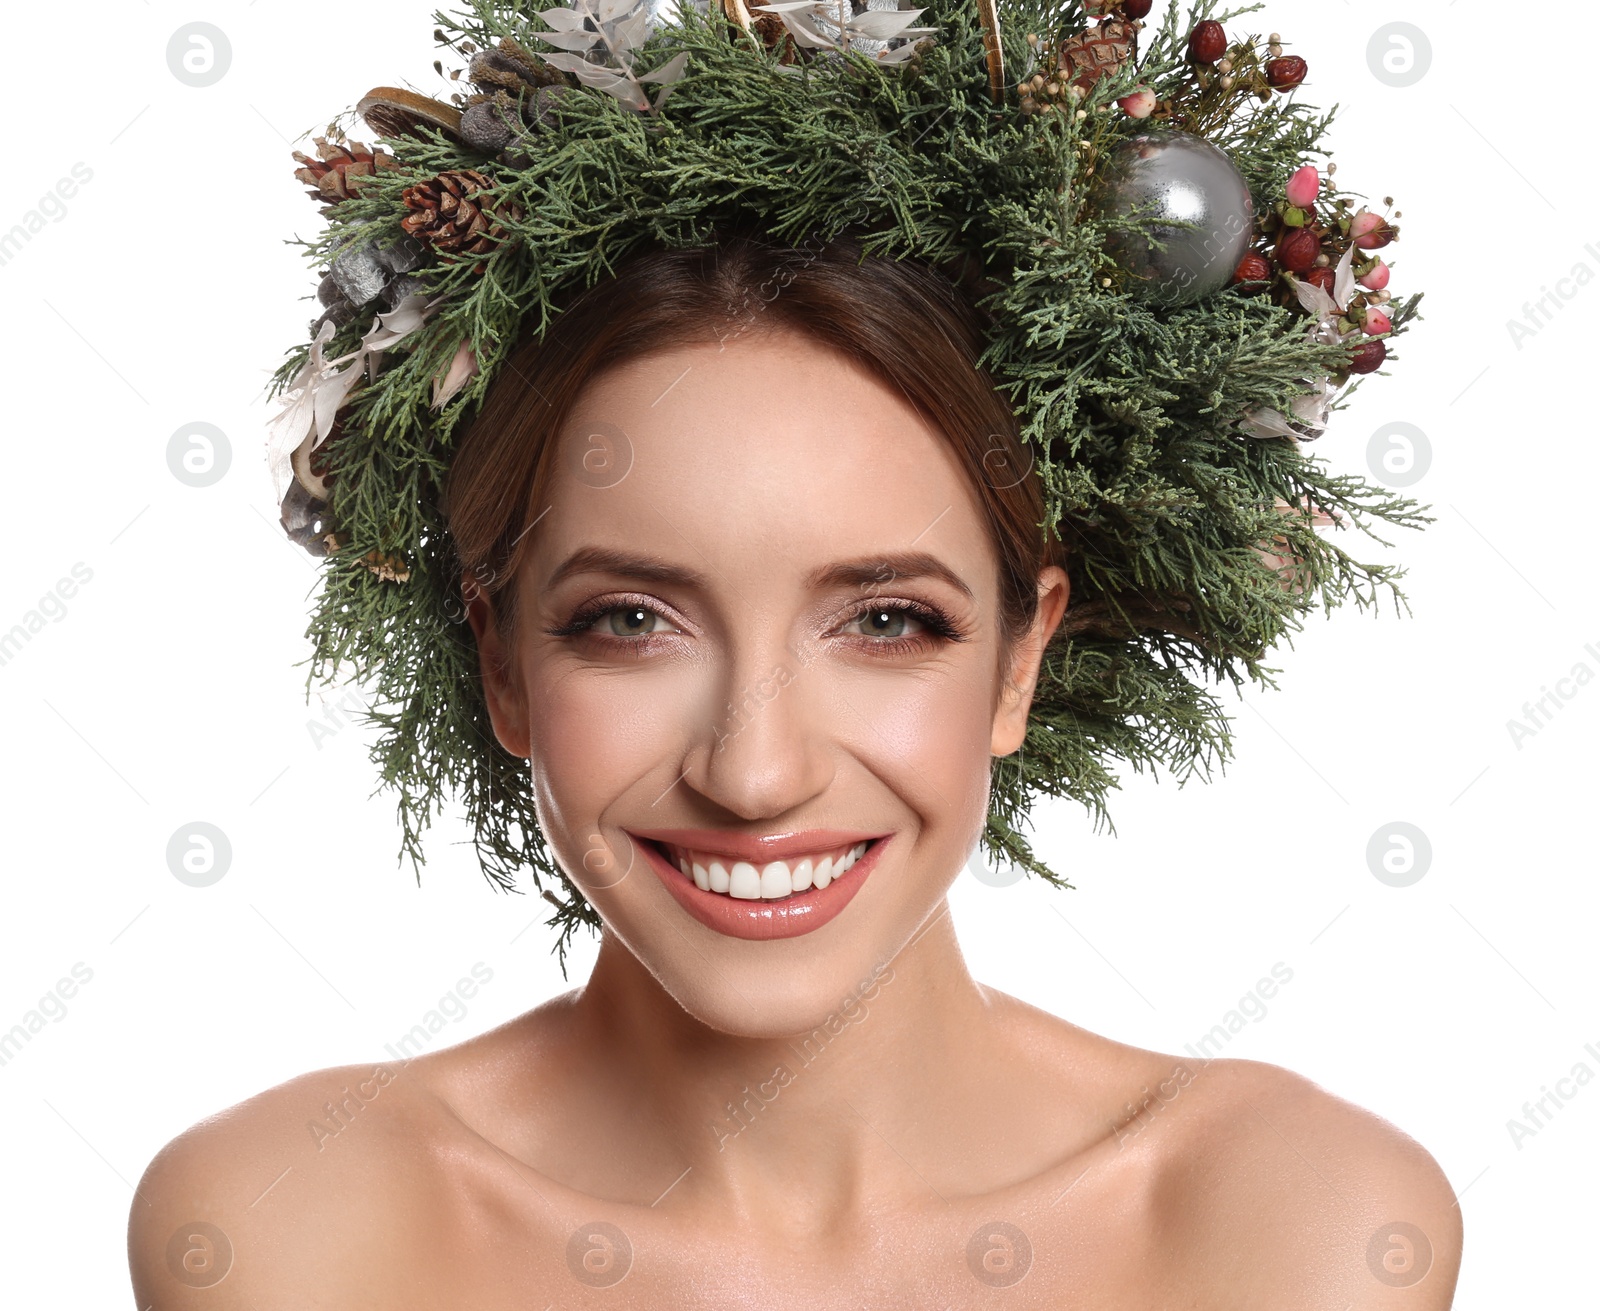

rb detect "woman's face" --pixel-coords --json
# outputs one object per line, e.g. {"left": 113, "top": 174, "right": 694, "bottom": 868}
{"left": 468, "top": 328, "right": 1067, "bottom": 1037}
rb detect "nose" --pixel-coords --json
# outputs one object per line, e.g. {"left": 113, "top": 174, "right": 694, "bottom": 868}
{"left": 681, "top": 637, "right": 836, "bottom": 823}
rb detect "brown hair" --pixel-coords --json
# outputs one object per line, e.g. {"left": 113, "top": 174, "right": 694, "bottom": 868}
{"left": 442, "top": 232, "right": 1063, "bottom": 685}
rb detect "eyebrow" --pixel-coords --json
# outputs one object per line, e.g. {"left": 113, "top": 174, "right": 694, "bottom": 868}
{"left": 544, "top": 546, "right": 975, "bottom": 602}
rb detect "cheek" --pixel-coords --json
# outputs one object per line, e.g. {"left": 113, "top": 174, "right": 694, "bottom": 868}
{"left": 835, "top": 667, "right": 997, "bottom": 826}
{"left": 520, "top": 660, "right": 692, "bottom": 849}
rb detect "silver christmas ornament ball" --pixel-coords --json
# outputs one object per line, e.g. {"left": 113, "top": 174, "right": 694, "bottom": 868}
{"left": 1099, "top": 130, "right": 1255, "bottom": 308}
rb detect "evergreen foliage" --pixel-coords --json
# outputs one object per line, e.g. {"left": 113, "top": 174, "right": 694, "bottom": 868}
{"left": 269, "top": 0, "right": 1427, "bottom": 973}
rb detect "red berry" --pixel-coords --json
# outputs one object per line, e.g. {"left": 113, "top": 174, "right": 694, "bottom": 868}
{"left": 1232, "top": 252, "right": 1272, "bottom": 290}
{"left": 1274, "top": 227, "right": 1320, "bottom": 273}
{"left": 1121, "top": 0, "right": 1153, "bottom": 17}
{"left": 1188, "top": 20, "right": 1226, "bottom": 63}
{"left": 1348, "top": 339, "right": 1387, "bottom": 374}
{"left": 1305, "top": 267, "right": 1335, "bottom": 295}
{"left": 1265, "top": 56, "right": 1308, "bottom": 90}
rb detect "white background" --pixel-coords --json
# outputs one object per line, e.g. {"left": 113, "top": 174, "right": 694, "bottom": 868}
{"left": 1, "top": 0, "right": 1594, "bottom": 1304}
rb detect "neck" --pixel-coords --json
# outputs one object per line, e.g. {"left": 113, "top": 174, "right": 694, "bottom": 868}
{"left": 556, "top": 899, "right": 999, "bottom": 1223}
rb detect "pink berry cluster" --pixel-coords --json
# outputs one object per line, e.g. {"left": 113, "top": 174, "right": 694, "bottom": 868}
{"left": 1231, "top": 164, "right": 1402, "bottom": 375}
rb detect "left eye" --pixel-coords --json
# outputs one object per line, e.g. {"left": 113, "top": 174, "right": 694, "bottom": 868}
{"left": 845, "top": 605, "right": 924, "bottom": 640}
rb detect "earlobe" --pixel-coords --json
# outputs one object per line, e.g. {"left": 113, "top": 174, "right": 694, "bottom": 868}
{"left": 462, "top": 576, "right": 532, "bottom": 759}
{"left": 990, "top": 566, "right": 1070, "bottom": 758}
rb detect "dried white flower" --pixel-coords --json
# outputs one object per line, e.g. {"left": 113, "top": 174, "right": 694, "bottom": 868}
{"left": 533, "top": 0, "right": 691, "bottom": 112}
{"left": 751, "top": 0, "right": 937, "bottom": 64}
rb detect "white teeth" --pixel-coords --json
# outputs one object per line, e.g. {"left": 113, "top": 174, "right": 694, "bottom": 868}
{"left": 661, "top": 840, "right": 876, "bottom": 900}
{"left": 760, "top": 861, "right": 790, "bottom": 899}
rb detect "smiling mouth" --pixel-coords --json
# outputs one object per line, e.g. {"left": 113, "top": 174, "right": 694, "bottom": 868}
{"left": 641, "top": 837, "right": 878, "bottom": 902}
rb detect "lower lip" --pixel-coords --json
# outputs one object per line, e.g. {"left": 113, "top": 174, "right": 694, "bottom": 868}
{"left": 634, "top": 835, "right": 891, "bottom": 941}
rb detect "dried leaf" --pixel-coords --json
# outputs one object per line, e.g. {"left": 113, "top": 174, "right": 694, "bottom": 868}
{"left": 769, "top": 10, "right": 834, "bottom": 48}
{"left": 537, "top": 7, "right": 591, "bottom": 31}
{"left": 531, "top": 0, "right": 685, "bottom": 115}
{"left": 872, "top": 41, "right": 927, "bottom": 63}
{"left": 613, "top": 8, "right": 652, "bottom": 50}
{"left": 751, "top": 1, "right": 936, "bottom": 57}
{"left": 1287, "top": 274, "right": 1338, "bottom": 321}
{"left": 1331, "top": 242, "right": 1358, "bottom": 312}
{"left": 431, "top": 337, "right": 480, "bottom": 409}
{"left": 638, "top": 49, "right": 689, "bottom": 84}
{"left": 846, "top": 8, "right": 934, "bottom": 40}
{"left": 553, "top": 56, "right": 647, "bottom": 108}
{"left": 538, "top": 28, "right": 610, "bottom": 50}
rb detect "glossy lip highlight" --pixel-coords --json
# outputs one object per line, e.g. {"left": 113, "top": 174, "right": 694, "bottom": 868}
{"left": 628, "top": 830, "right": 893, "bottom": 941}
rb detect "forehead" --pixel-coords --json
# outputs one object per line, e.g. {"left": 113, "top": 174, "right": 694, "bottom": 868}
{"left": 524, "top": 331, "right": 998, "bottom": 596}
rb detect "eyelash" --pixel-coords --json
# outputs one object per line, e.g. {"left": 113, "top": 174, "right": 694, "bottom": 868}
{"left": 546, "top": 594, "right": 967, "bottom": 657}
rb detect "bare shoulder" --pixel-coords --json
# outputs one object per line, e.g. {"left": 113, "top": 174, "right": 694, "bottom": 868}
{"left": 1156, "top": 1056, "right": 1464, "bottom": 1309}
{"left": 127, "top": 1058, "right": 468, "bottom": 1310}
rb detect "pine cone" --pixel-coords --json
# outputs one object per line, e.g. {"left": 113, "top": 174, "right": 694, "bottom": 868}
{"left": 292, "top": 138, "right": 398, "bottom": 209}
{"left": 1057, "top": 18, "right": 1137, "bottom": 94}
{"left": 751, "top": 12, "right": 803, "bottom": 64}
{"left": 399, "top": 170, "right": 524, "bottom": 261}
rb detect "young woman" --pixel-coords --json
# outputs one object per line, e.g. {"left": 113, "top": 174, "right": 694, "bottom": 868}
{"left": 128, "top": 237, "right": 1460, "bottom": 1308}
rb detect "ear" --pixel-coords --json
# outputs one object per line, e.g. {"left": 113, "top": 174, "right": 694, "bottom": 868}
{"left": 462, "top": 573, "right": 532, "bottom": 760}
{"left": 990, "top": 565, "right": 1070, "bottom": 758}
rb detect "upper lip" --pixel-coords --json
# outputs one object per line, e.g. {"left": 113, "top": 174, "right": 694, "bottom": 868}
{"left": 625, "top": 828, "right": 890, "bottom": 863}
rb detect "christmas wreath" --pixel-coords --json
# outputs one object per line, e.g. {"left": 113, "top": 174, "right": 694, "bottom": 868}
{"left": 265, "top": 0, "right": 1425, "bottom": 971}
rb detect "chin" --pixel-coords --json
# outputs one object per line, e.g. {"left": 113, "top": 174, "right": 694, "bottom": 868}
{"left": 588, "top": 848, "right": 915, "bottom": 1041}
{"left": 649, "top": 945, "right": 897, "bottom": 1042}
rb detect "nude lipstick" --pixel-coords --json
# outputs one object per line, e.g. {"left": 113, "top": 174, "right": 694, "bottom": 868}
{"left": 625, "top": 828, "right": 893, "bottom": 941}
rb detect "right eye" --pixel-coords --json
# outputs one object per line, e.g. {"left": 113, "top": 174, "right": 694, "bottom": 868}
{"left": 547, "top": 596, "right": 686, "bottom": 648}
{"left": 587, "top": 604, "right": 678, "bottom": 639}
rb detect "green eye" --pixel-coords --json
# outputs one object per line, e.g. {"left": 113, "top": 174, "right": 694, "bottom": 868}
{"left": 850, "top": 606, "right": 919, "bottom": 640}
{"left": 599, "top": 604, "right": 675, "bottom": 637}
